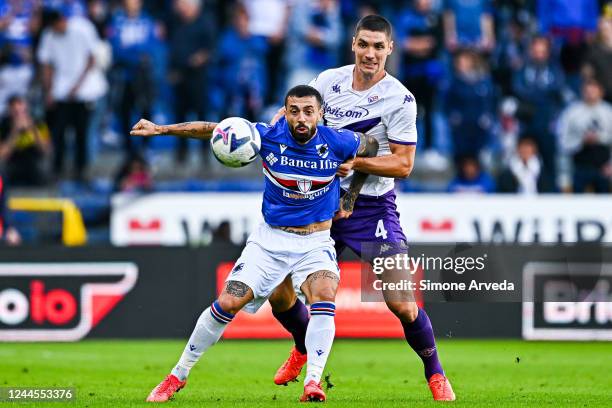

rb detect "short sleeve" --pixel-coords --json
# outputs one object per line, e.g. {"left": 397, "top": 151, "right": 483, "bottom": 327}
{"left": 335, "top": 128, "right": 360, "bottom": 161}
{"left": 382, "top": 92, "right": 418, "bottom": 145}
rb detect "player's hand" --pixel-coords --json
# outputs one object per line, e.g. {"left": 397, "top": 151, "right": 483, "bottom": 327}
{"left": 270, "top": 107, "right": 285, "bottom": 125}
{"left": 130, "top": 119, "right": 161, "bottom": 137}
{"left": 336, "top": 159, "right": 354, "bottom": 177}
{"left": 333, "top": 208, "right": 353, "bottom": 221}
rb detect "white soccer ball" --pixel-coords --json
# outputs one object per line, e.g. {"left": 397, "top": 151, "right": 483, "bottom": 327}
{"left": 210, "top": 117, "right": 261, "bottom": 167}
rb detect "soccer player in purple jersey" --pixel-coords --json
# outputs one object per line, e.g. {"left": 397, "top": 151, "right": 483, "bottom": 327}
{"left": 130, "top": 85, "right": 378, "bottom": 403}
{"left": 268, "top": 15, "right": 455, "bottom": 401}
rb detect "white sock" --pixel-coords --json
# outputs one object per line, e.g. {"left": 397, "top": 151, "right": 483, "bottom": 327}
{"left": 304, "top": 302, "right": 336, "bottom": 385}
{"left": 171, "top": 301, "right": 234, "bottom": 381}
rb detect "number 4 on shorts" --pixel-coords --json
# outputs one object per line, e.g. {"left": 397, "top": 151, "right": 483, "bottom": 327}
{"left": 375, "top": 219, "right": 388, "bottom": 239}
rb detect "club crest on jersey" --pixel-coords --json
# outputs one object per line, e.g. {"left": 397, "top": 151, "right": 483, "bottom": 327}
{"left": 280, "top": 144, "right": 287, "bottom": 154}
{"left": 316, "top": 143, "right": 329, "bottom": 159}
{"left": 368, "top": 95, "right": 379, "bottom": 103}
{"left": 403, "top": 94, "right": 415, "bottom": 104}
{"left": 297, "top": 179, "right": 312, "bottom": 193}
{"left": 332, "top": 84, "right": 341, "bottom": 93}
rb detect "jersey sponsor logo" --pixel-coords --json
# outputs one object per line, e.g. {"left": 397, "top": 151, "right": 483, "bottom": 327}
{"left": 403, "top": 94, "right": 415, "bottom": 104}
{"left": 316, "top": 143, "right": 329, "bottom": 159}
{"left": 279, "top": 144, "right": 288, "bottom": 154}
{"left": 323, "top": 104, "right": 369, "bottom": 119}
{"left": 278, "top": 155, "right": 338, "bottom": 170}
{"left": 368, "top": 95, "right": 379, "bottom": 103}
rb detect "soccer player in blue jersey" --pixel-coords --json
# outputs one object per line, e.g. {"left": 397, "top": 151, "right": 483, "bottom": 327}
{"left": 267, "top": 15, "right": 455, "bottom": 401}
{"left": 130, "top": 85, "right": 378, "bottom": 403}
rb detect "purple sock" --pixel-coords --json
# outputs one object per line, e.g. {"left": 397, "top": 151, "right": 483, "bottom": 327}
{"left": 272, "top": 298, "right": 309, "bottom": 354}
{"left": 401, "top": 308, "right": 444, "bottom": 380}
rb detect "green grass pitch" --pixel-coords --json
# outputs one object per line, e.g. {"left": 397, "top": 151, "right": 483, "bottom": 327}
{"left": 0, "top": 339, "right": 610, "bottom": 407}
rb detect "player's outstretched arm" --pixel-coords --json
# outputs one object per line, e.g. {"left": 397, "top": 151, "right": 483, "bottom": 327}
{"left": 335, "top": 134, "right": 378, "bottom": 220}
{"left": 130, "top": 119, "right": 218, "bottom": 140}
{"left": 351, "top": 142, "right": 415, "bottom": 178}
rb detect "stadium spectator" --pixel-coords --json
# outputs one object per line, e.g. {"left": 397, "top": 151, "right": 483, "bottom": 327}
{"left": 113, "top": 153, "right": 153, "bottom": 192}
{"left": 558, "top": 78, "right": 612, "bottom": 193}
{"left": 86, "top": 0, "right": 111, "bottom": 37}
{"left": 107, "top": 0, "right": 160, "bottom": 155}
{"left": 491, "top": 12, "right": 531, "bottom": 97}
{"left": 0, "top": 172, "right": 20, "bottom": 245}
{"left": 497, "top": 136, "right": 554, "bottom": 193}
{"left": 0, "top": 0, "right": 38, "bottom": 115}
{"left": 243, "top": 0, "right": 289, "bottom": 106}
{"left": 537, "top": 0, "right": 598, "bottom": 91}
{"left": 0, "top": 95, "right": 51, "bottom": 186}
{"left": 396, "top": 0, "right": 444, "bottom": 158}
{"left": 512, "top": 35, "right": 565, "bottom": 186}
{"left": 447, "top": 154, "right": 495, "bottom": 193}
{"left": 444, "top": 49, "right": 495, "bottom": 160}
{"left": 168, "top": 0, "right": 215, "bottom": 164}
{"left": 582, "top": 13, "right": 612, "bottom": 103}
{"left": 443, "top": 0, "right": 495, "bottom": 53}
{"left": 285, "top": 0, "right": 342, "bottom": 87}
{"left": 211, "top": 4, "right": 266, "bottom": 120}
{"left": 37, "top": 8, "right": 105, "bottom": 181}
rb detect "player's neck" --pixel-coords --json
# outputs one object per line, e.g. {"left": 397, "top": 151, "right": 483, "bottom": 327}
{"left": 352, "top": 68, "right": 386, "bottom": 91}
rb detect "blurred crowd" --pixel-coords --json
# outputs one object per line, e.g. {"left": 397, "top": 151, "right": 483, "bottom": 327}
{"left": 0, "top": 0, "right": 611, "bottom": 197}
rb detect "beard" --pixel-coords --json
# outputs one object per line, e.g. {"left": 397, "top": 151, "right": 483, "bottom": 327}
{"left": 290, "top": 122, "right": 316, "bottom": 143}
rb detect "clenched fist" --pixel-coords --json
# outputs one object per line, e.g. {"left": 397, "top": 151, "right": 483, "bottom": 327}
{"left": 130, "top": 119, "right": 162, "bottom": 137}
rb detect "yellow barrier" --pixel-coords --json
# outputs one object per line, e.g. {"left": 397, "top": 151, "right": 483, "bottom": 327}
{"left": 8, "top": 198, "right": 88, "bottom": 246}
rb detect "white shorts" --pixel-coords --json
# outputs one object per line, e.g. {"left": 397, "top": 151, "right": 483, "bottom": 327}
{"left": 225, "top": 223, "right": 339, "bottom": 313}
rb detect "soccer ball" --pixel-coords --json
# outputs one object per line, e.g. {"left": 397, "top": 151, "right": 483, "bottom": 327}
{"left": 210, "top": 117, "right": 261, "bottom": 168}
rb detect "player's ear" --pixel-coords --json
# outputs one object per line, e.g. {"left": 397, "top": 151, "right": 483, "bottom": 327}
{"left": 351, "top": 36, "right": 356, "bottom": 52}
{"left": 388, "top": 39, "right": 394, "bottom": 55}
{"left": 317, "top": 105, "right": 323, "bottom": 122}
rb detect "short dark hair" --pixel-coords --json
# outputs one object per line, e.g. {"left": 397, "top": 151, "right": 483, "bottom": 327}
{"left": 354, "top": 15, "right": 392, "bottom": 39}
{"left": 284, "top": 85, "right": 323, "bottom": 107}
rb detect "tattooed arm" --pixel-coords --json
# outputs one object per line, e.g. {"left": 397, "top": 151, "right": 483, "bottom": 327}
{"left": 130, "top": 118, "right": 217, "bottom": 140}
{"left": 334, "top": 133, "right": 378, "bottom": 220}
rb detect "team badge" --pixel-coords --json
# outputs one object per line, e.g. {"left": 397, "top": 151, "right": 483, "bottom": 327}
{"left": 297, "top": 179, "right": 312, "bottom": 193}
{"left": 368, "top": 95, "right": 379, "bottom": 103}
{"left": 316, "top": 143, "right": 329, "bottom": 159}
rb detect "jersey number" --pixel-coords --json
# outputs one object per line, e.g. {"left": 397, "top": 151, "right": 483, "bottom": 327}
{"left": 375, "top": 219, "right": 388, "bottom": 240}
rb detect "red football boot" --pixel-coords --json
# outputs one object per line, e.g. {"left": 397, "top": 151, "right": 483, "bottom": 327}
{"left": 274, "top": 347, "right": 307, "bottom": 385}
{"left": 428, "top": 373, "right": 456, "bottom": 401}
{"left": 146, "top": 374, "right": 186, "bottom": 402}
{"left": 299, "top": 380, "right": 326, "bottom": 402}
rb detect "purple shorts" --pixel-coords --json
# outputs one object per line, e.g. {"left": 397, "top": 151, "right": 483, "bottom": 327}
{"left": 331, "top": 189, "right": 407, "bottom": 260}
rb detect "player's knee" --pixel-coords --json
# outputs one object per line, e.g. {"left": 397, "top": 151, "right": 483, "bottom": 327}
{"left": 386, "top": 300, "right": 418, "bottom": 323}
{"left": 217, "top": 293, "right": 246, "bottom": 315}
{"left": 309, "top": 285, "right": 337, "bottom": 303}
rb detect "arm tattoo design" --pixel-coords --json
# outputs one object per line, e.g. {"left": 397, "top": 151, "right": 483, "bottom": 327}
{"left": 225, "top": 280, "right": 250, "bottom": 297}
{"left": 166, "top": 121, "right": 217, "bottom": 139}
{"left": 341, "top": 133, "right": 379, "bottom": 212}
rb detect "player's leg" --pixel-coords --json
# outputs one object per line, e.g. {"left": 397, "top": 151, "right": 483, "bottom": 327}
{"left": 298, "top": 269, "right": 339, "bottom": 402}
{"left": 269, "top": 275, "right": 308, "bottom": 354}
{"left": 171, "top": 281, "right": 254, "bottom": 381}
{"left": 269, "top": 236, "right": 346, "bottom": 385}
{"left": 268, "top": 276, "right": 310, "bottom": 385}
{"left": 146, "top": 281, "right": 253, "bottom": 402}
{"left": 341, "top": 191, "right": 455, "bottom": 400}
